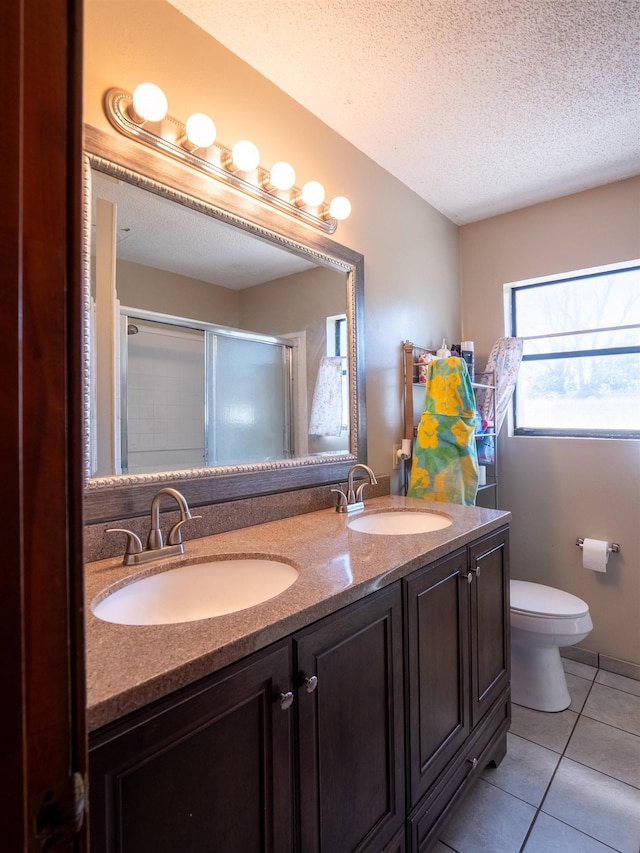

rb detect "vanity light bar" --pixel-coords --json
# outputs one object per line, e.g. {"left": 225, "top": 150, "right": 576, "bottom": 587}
{"left": 104, "top": 86, "right": 351, "bottom": 234}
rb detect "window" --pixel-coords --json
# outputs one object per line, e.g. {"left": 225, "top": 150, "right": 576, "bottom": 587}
{"left": 326, "top": 313, "right": 349, "bottom": 434}
{"left": 509, "top": 262, "right": 640, "bottom": 438}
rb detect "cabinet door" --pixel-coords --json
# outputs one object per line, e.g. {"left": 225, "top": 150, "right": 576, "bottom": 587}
{"left": 89, "top": 641, "right": 294, "bottom": 853}
{"left": 468, "top": 526, "right": 510, "bottom": 726}
{"left": 404, "top": 548, "right": 470, "bottom": 808}
{"left": 295, "top": 583, "right": 405, "bottom": 853}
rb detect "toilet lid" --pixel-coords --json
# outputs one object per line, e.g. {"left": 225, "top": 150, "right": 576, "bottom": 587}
{"left": 510, "top": 580, "right": 589, "bottom": 618}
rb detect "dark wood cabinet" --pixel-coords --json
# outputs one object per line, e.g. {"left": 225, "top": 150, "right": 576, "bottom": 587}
{"left": 405, "top": 526, "right": 510, "bottom": 852}
{"left": 468, "top": 529, "right": 510, "bottom": 726}
{"left": 295, "top": 583, "right": 405, "bottom": 853}
{"left": 405, "top": 547, "right": 471, "bottom": 807}
{"left": 89, "top": 640, "right": 295, "bottom": 853}
{"left": 89, "top": 528, "right": 509, "bottom": 853}
{"left": 89, "top": 584, "right": 404, "bottom": 853}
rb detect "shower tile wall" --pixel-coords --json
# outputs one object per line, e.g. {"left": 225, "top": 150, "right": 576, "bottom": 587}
{"left": 126, "top": 325, "right": 205, "bottom": 473}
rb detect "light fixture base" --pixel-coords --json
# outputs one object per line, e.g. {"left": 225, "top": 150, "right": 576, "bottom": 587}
{"left": 104, "top": 88, "right": 338, "bottom": 234}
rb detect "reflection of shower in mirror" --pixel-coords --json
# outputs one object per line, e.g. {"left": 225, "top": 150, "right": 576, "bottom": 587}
{"left": 100, "top": 310, "right": 309, "bottom": 476}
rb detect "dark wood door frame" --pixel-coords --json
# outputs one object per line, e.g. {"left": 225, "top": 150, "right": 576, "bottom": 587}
{"left": 1, "top": 1, "right": 87, "bottom": 849}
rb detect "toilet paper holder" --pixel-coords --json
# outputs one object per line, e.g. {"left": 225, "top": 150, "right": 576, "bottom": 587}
{"left": 576, "top": 538, "right": 620, "bottom": 554}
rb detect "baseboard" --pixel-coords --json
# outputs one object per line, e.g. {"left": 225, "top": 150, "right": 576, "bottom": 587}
{"left": 598, "top": 655, "right": 640, "bottom": 682}
{"left": 561, "top": 648, "right": 640, "bottom": 682}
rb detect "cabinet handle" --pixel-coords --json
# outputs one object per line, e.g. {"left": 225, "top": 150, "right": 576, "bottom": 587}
{"left": 465, "top": 571, "right": 473, "bottom": 584}
{"left": 474, "top": 566, "right": 481, "bottom": 577}
{"left": 279, "top": 691, "right": 294, "bottom": 710}
{"left": 467, "top": 757, "right": 478, "bottom": 770}
{"left": 304, "top": 675, "right": 318, "bottom": 693}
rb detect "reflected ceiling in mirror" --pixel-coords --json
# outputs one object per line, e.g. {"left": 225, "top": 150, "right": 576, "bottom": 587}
{"left": 83, "top": 126, "right": 365, "bottom": 522}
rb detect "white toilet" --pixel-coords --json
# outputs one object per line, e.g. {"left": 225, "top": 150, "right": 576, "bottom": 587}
{"left": 510, "top": 580, "right": 593, "bottom": 712}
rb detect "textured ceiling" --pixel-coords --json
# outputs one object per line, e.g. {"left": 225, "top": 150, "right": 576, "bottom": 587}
{"left": 168, "top": 0, "right": 640, "bottom": 224}
{"left": 92, "top": 171, "right": 316, "bottom": 288}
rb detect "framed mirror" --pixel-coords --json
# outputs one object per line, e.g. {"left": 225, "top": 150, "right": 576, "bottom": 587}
{"left": 83, "top": 126, "right": 365, "bottom": 523}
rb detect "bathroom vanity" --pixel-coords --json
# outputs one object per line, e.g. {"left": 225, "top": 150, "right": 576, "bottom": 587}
{"left": 86, "top": 497, "right": 510, "bottom": 852}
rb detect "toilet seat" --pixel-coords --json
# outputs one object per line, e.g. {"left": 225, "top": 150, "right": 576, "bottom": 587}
{"left": 511, "top": 580, "right": 589, "bottom": 619}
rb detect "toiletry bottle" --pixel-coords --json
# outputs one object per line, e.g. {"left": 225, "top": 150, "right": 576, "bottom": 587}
{"left": 460, "top": 340, "right": 474, "bottom": 378}
{"left": 436, "top": 339, "right": 451, "bottom": 359}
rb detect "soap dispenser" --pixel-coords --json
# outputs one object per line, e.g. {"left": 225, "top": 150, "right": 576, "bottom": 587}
{"left": 436, "top": 339, "right": 451, "bottom": 359}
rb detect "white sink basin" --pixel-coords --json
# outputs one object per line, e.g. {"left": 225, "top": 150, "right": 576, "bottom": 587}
{"left": 92, "top": 558, "right": 299, "bottom": 626}
{"left": 348, "top": 510, "right": 452, "bottom": 535}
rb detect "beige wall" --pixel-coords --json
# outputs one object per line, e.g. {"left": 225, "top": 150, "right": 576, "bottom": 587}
{"left": 116, "top": 260, "right": 241, "bottom": 325}
{"left": 84, "top": 0, "right": 461, "bottom": 491}
{"left": 461, "top": 178, "right": 640, "bottom": 665}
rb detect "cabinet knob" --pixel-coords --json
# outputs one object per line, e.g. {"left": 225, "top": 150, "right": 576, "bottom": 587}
{"left": 465, "top": 571, "right": 473, "bottom": 584}
{"left": 474, "top": 566, "right": 481, "bottom": 577}
{"left": 304, "top": 675, "right": 318, "bottom": 693}
{"left": 467, "top": 757, "right": 478, "bottom": 769}
{"left": 279, "top": 691, "right": 294, "bottom": 710}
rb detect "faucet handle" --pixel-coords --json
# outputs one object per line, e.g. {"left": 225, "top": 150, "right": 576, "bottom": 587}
{"left": 106, "top": 528, "right": 143, "bottom": 558}
{"left": 331, "top": 488, "right": 349, "bottom": 511}
{"left": 167, "top": 515, "right": 202, "bottom": 546}
{"left": 354, "top": 482, "right": 371, "bottom": 502}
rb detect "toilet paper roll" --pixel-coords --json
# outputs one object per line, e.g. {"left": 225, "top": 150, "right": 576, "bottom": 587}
{"left": 582, "top": 538, "right": 609, "bottom": 572}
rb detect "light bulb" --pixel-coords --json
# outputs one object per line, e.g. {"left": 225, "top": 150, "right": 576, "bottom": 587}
{"left": 184, "top": 113, "right": 216, "bottom": 149}
{"left": 269, "top": 161, "right": 296, "bottom": 191}
{"left": 231, "top": 140, "right": 260, "bottom": 172}
{"left": 329, "top": 196, "right": 351, "bottom": 220}
{"left": 130, "top": 82, "right": 168, "bottom": 123}
{"left": 300, "top": 181, "right": 325, "bottom": 207}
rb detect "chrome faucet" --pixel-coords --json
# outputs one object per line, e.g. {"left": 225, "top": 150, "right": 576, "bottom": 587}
{"left": 332, "top": 463, "right": 378, "bottom": 513}
{"left": 108, "top": 487, "right": 201, "bottom": 566}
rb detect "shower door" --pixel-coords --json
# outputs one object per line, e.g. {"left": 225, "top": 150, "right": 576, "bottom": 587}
{"left": 122, "top": 318, "right": 206, "bottom": 474}
{"left": 120, "top": 314, "right": 294, "bottom": 473}
{"left": 207, "top": 333, "right": 293, "bottom": 466}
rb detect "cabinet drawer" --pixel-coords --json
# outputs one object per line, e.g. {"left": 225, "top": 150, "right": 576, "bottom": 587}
{"left": 407, "top": 694, "right": 510, "bottom": 853}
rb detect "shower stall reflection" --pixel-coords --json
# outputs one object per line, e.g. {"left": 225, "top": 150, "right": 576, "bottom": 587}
{"left": 117, "top": 313, "right": 295, "bottom": 475}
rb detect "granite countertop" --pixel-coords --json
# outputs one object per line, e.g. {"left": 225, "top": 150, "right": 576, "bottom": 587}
{"left": 85, "top": 495, "right": 510, "bottom": 731}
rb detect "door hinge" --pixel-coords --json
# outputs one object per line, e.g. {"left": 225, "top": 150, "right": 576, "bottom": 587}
{"left": 31, "top": 772, "right": 85, "bottom": 850}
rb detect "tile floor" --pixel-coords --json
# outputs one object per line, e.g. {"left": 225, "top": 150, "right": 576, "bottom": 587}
{"left": 435, "top": 660, "right": 640, "bottom": 853}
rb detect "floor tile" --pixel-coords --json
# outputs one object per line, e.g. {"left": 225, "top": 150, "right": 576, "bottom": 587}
{"left": 566, "top": 715, "right": 640, "bottom": 788}
{"left": 510, "top": 703, "right": 578, "bottom": 753}
{"left": 563, "top": 658, "right": 598, "bottom": 681}
{"left": 523, "top": 812, "right": 619, "bottom": 852}
{"left": 440, "top": 779, "right": 535, "bottom": 853}
{"left": 542, "top": 757, "right": 640, "bottom": 853}
{"left": 596, "top": 669, "right": 640, "bottom": 698}
{"left": 481, "top": 732, "right": 560, "bottom": 807}
{"left": 582, "top": 682, "right": 640, "bottom": 736}
{"left": 566, "top": 671, "right": 593, "bottom": 713}
{"left": 430, "top": 843, "right": 455, "bottom": 852}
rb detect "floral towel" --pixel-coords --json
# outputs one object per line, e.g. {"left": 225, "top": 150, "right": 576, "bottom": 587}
{"left": 408, "top": 356, "right": 479, "bottom": 505}
{"left": 309, "top": 356, "right": 344, "bottom": 437}
{"left": 475, "top": 337, "right": 523, "bottom": 435}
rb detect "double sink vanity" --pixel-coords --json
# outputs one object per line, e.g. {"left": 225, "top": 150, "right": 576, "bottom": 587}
{"left": 82, "top": 118, "right": 511, "bottom": 852}
{"left": 86, "top": 494, "right": 511, "bottom": 853}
